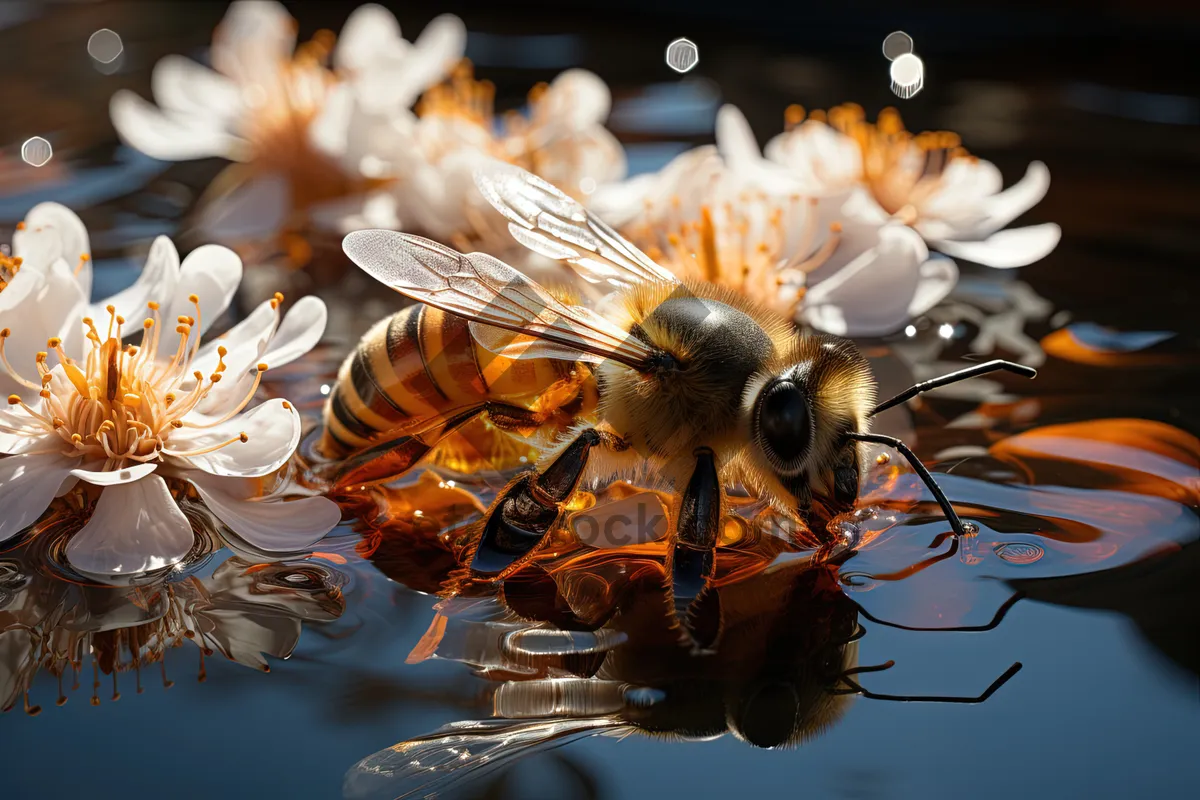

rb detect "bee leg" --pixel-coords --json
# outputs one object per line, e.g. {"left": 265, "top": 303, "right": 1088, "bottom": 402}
{"left": 671, "top": 447, "right": 722, "bottom": 649}
{"left": 484, "top": 402, "right": 557, "bottom": 431}
{"left": 471, "top": 429, "right": 606, "bottom": 577}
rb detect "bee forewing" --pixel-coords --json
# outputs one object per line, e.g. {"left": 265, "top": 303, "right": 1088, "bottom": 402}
{"left": 474, "top": 162, "right": 680, "bottom": 288}
{"left": 342, "top": 229, "right": 658, "bottom": 369}
{"left": 343, "top": 717, "right": 628, "bottom": 800}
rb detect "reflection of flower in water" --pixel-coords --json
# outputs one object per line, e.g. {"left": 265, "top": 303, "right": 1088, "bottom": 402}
{"left": 109, "top": 2, "right": 466, "bottom": 264}
{"left": 0, "top": 550, "right": 346, "bottom": 715}
{"left": 0, "top": 204, "right": 338, "bottom": 575}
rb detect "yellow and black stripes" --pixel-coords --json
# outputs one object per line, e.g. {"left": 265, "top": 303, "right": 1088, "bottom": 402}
{"left": 320, "top": 304, "right": 583, "bottom": 458}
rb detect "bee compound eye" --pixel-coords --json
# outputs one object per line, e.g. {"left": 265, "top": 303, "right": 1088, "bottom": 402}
{"left": 757, "top": 380, "right": 812, "bottom": 468}
{"left": 738, "top": 682, "right": 801, "bottom": 749}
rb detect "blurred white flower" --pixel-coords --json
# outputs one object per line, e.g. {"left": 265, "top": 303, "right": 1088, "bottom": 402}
{"left": 109, "top": 1, "right": 466, "bottom": 256}
{"left": 326, "top": 62, "right": 626, "bottom": 262}
{"left": 0, "top": 204, "right": 337, "bottom": 576}
{"left": 763, "top": 103, "right": 1060, "bottom": 268}
{"left": 593, "top": 105, "right": 954, "bottom": 337}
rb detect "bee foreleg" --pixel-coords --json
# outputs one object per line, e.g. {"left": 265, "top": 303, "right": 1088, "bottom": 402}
{"left": 670, "top": 447, "right": 722, "bottom": 649}
{"left": 470, "top": 429, "right": 605, "bottom": 577}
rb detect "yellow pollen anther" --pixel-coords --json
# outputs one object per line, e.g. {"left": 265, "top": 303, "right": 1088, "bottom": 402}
{"left": 15, "top": 221, "right": 25, "bottom": 230}
{"left": 239, "top": 433, "right": 249, "bottom": 443}
{"left": 144, "top": 319, "right": 154, "bottom": 329}
{"left": 106, "top": 305, "right": 115, "bottom": 314}
{"left": 0, "top": 329, "right": 9, "bottom": 338}
{"left": 80, "top": 254, "right": 90, "bottom": 262}
{"left": 147, "top": 302, "right": 160, "bottom": 311}
{"left": 257, "top": 363, "right": 268, "bottom": 372}
{"left": 188, "top": 294, "right": 199, "bottom": 303}
{"left": 217, "top": 346, "right": 228, "bottom": 357}
{"left": 171, "top": 420, "right": 183, "bottom": 428}
{"left": 7, "top": 395, "right": 20, "bottom": 405}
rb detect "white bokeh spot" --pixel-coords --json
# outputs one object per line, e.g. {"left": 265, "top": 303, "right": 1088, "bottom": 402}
{"left": 882, "top": 31, "right": 914, "bottom": 61}
{"left": 666, "top": 38, "right": 699, "bottom": 74}
{"left": 890, "top": 53, "right": 925, "bottom": 99}
{"left": 88, "top": 28, "right": 124, "bottom": 64}
{"left": 21, "top": 136, "right": 53, "bottom": 167}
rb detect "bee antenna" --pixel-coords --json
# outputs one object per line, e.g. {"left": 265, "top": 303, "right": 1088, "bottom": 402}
{"left": 870, "top": 359, "right": 1037, "bottom": 416}
{"left": 832, "top": 662, "right": 1023, "bottom": 703}
{"left": 851, "top": 592, "right": 1025, "bottom": 633}
{"left": 844, "top": 431, "right": 969, "bottom": 537}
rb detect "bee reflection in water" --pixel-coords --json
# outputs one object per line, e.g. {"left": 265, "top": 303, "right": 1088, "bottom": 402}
{"left": 345, "top": 548, "right": 1021, "bottom": 800}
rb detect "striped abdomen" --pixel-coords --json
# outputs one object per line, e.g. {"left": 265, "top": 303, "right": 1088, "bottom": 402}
{"left": 320, "top": 304, "right": 583, "bottom": 458}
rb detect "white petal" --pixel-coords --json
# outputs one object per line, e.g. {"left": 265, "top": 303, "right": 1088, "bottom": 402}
{"left": 0, "top": 406, "right": 45, "bottom": 454}
{"left": 335, "top": 3, "right": 404, "bottom": 72}
{"left": 933, "top": 223, "right": 1062, "bottom": 269}
{"left": 0, "top": 453, "right": 78, "bottom": 542}
{"left": 110, "top": 90, "right": 244, "bottom": 162}
{"left": 90, "top": 235, "right": 180, "bottom": 323}
{"left": 907, "top": 257, "right": 959, "bottom": 317}
{"left": 187, "top": 471, "right": 340, "bottom": 552}
{"left": 541, "top": 70, "right": 611, "bottom": 132}
{"left": 210, "top": 0, "right": 296, "bottom": 86}
{"left": 260, "top": 295, "right": 327, "bottom": 368}
{"left": 977, "top": 161, "right": 1052, "bottom": 235}
{"left": 191, "top": 296, "right": 280, "bottom": 381}
{"left": 164, "top": 244, "right": 243, "bottom": 350}
{"left": 70, "top": 462, "right": 158, "bottom": 486}
{"left": 803, "top": 225, "right": 931, "bottom": 337}
{"left": 65, "top": 475, "right": 193, "bottom": 575}
{"left": 12, "top": 202, "right": 92, "bottom": 299}
{"left": 308, "top": 82, "right": 354, "bottom": 160}
{"left": 0, "top": 262, "right": 87, "bottom": 400}
{"left": 193, "top": 296, "right": 323, "bottom": 416}
{"left": 151, "top": 55, "right": 244, "bottom": 122}
{"left": 170, "top": 399, "right": 300, "bottom": 478}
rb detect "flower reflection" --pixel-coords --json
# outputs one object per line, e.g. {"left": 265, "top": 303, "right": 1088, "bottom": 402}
{"left": 0, "top": 547, "right": 346, "bottom": 715}
{"left": 109, "top": 2, "right": 466, "bottom": 263}
{"left": 0, "top": 205, "right": 338, "bottom": 575}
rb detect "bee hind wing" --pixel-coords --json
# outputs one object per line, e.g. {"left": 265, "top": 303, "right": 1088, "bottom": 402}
{"left": 343, "top": 230, "right": 658, "bottom": 370}
{"left": 343, "top": 717, "right": 628, "bottom": 800}
{"left": 474, "top": 162, "right": 680, "bottom": 289}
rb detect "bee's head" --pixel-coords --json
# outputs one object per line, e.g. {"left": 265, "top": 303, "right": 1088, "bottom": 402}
{"left": 742, "top": 335, "right": 875, "bottom": 513}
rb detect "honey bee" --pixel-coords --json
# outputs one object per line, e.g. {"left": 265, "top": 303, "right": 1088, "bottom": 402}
{"left": 344, "top": 559, "right": 1023, "bottom": 800}
{"left": 331, "top": 164, "right": 1035, "bottom": 632}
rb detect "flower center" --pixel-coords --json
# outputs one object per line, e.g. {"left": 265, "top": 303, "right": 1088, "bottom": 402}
{"left": 624, "top": 192, "right": 841, "bottom": 319}
{"left": 785, "top": 103, "right": 969, "bottom": 217}
{"left": 1, "top": 295, "right": 280, "bottom": 470}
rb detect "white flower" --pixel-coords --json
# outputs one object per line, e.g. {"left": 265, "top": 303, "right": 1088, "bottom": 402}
{"left": 0, "top": 206, "right": 337, "bottom": 576}
{"left": 763, "top": 103, "right": 1060, "bottom": 269}
{"left": 339, "top": 63, "right": 626, "bottom": 260}
{"left": 592, "top": 105, "right": 953, "bottom": 337}
{"left": 109, "top": 1, "right": 466, "bottom": 249}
